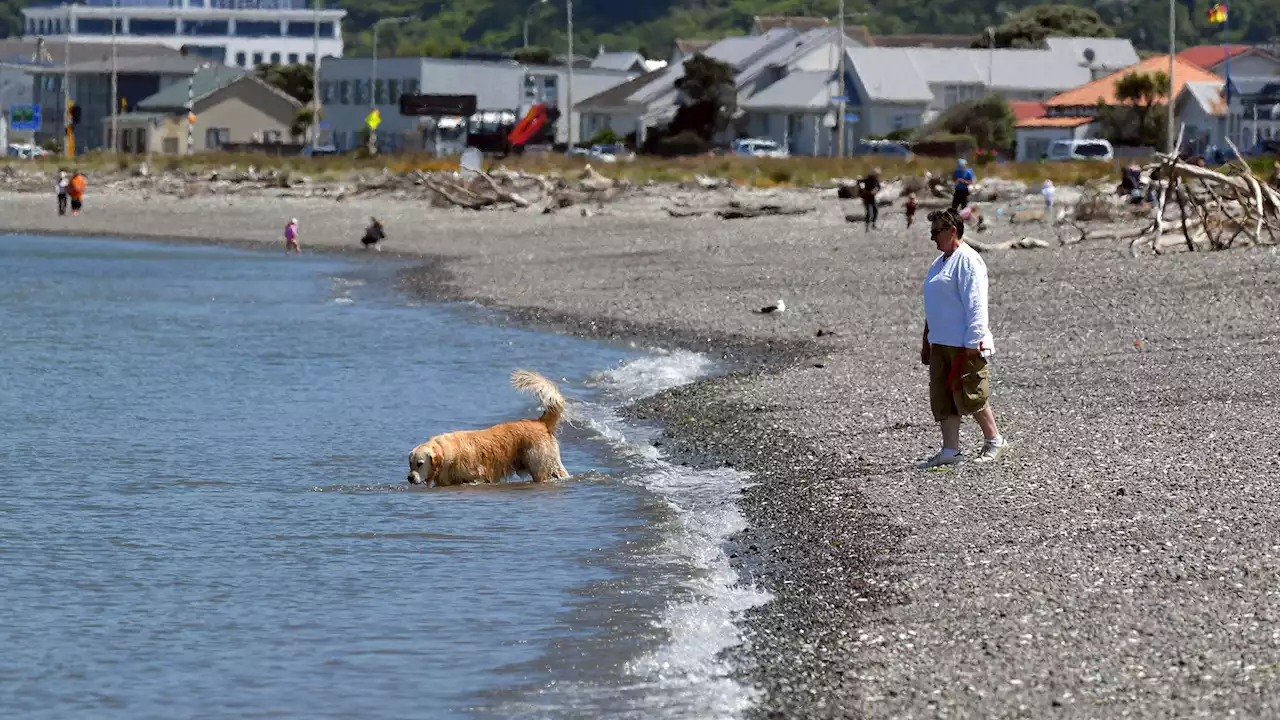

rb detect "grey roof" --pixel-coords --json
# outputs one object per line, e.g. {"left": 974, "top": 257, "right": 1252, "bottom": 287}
{"left": 1043, "top": 37, "right": 1140, "bottom": 71}
{"left": 845, "top": 47, "right": 934, "bottom": 102}
{"left": 846, "top": 44, "right": 1110, "bottom": 102}
{"left": 44, "top": 55, "right": 212, "bottom": 75}
{"left": 591, "top": 51, "right": 645, "bottom": 72}
{"left": 706, "top": 28, "right": 799, "bottom": 71}
{"left": 1226, "top": 75, "right": 1280, "bottom": 96}
{"left": 1180, "top": 80, "right": 1225, "bottom": 117}
{"left": 136, "top": 66, "right": 250, "bottom": 109}
{"left": 741, "top": 70, "right": 835, "bottom": 110}
{"left": 0, "top": 38, "right": 177, "bottom": 67}
{"left": 576, "top": 68, "right": 667, "bottom": 109}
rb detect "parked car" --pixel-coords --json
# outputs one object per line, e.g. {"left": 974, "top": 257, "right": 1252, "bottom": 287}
{"left": 732, "top": 138, "right": 789, "bottom": 159}
{"left": 7, "top": 143, "right": 49, "bottom": 159}
{"left": 300, "top": 144, "right": 338, "bottom": 157}
{"left": 1046, "top": 138, "right": 1114, "bottom": 162}
{"left": 588, "top": 144, "right": 634, "bottom": 163}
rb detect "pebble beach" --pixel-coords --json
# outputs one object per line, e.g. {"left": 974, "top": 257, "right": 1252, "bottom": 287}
{"left": 5, "top": 182, "right": 1280, "bottom": 717}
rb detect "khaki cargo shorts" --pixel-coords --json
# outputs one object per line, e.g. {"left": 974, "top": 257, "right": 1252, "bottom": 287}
{"left": 928, "top": 343, "right": 990, "bottom": 421}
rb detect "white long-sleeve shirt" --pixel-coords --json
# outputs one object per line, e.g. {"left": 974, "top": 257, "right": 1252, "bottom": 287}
{"left": 923, "top": 243, "right": 994, "bottom": 353}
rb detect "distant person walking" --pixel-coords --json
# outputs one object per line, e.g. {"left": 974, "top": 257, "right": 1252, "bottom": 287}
{"left": 56, "top": 171, "right": 69, "bottom": 216}
{"left": 905, "top": 191, "right": 918, "bottom": 228}
{"left": 857, "top": 167, "right": 881, "bottom": 230}
{"left": 67, "top": 171, "right": 86, "bottom": 215}
{"left": 284, "top": 218, "right": 301, "bottom": 255}
{"left": 951, "top": 158, "right": 974, "bottom": 211}
{"left": 917, "top": 208, "right": 1008, "bottom": 468}
{"left": 1041, "top": 179, "right": 1056, "bottom": 220}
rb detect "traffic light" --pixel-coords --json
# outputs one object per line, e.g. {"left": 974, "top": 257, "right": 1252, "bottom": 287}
{"left": 69, "top": 104, "right": 82, "bottom": 125}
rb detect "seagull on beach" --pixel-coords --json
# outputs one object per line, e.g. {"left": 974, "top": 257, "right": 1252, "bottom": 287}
{"left": 756, "top": 298, "right": 786, "bottom": 314}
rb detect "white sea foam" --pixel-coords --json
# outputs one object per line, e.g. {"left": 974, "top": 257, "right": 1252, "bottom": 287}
{"left": 562, "top": 350, "right": 771, "bottom": 718}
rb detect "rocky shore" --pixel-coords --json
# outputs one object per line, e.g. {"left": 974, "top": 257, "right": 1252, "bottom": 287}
{"left": 4, "top": 180, "right": 1280, "bottom": 717}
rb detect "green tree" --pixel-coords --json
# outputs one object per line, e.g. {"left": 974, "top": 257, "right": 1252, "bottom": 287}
{"left": 975, "top": 5, "right": 1114, "bottom": 48}
{"left": 256, "top": 63, "right": 313, "bottom": 105}
{"left": 920, "top": 95, "right": 1016, "bottom": 151}
{"left": 1095, "top": 70, "right": 1170, "bottom": 148}
{"left": 671, "top": 52, "right": 736, "bottom": 140}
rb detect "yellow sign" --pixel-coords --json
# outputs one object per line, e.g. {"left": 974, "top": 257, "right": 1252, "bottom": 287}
{"left": 365, "top": 109, "right": 381, "bottom": 130}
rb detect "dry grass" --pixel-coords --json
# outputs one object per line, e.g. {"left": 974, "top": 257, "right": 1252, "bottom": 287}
{"left": 8, "top": 150, "right": 1124, "bottom": 187}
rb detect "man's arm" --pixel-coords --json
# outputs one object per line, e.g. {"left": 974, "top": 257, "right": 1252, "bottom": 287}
{"left": 921, "top": 323, "right": 931, "bottom": 365}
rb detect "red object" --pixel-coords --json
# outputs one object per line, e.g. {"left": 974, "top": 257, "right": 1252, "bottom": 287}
{"left": 1176, "top": 44, "right": 1252, "bottom": 69}
{"left": 509, "top": 104, "right": 550, "bottom": 146}
{"left": 1008, "top": 101, "right": 1047, "bottom": 123}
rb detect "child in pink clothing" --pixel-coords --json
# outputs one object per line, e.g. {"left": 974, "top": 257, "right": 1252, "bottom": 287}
{"left": 284, "top": 218, "right": 300, "bottom": 254}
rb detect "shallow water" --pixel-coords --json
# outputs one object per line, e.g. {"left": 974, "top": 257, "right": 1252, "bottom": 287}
{"left": 0, "top": 235, "right": 767, "bottom": 719}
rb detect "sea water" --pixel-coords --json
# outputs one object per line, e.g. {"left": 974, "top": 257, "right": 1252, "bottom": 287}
{"left": 0, "top": 235, "right": 769, "bottom": 719}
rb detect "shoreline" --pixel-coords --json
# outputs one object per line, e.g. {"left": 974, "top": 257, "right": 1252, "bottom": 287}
{"left": 7, "top": 189, "right": 1280, "bottom": 717}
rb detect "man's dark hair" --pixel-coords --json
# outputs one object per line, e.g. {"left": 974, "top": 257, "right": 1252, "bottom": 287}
{"left": 927, "top": 208, "right": 965, "bottom": 239}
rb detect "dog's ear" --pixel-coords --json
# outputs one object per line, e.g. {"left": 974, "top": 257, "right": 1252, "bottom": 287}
{"left": 428, "top": 449, "right": 442, "bottom": 481}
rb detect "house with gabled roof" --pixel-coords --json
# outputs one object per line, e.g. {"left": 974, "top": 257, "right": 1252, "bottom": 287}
{"left": 1177, "top": 45, "right": 1280, "bottom": 77}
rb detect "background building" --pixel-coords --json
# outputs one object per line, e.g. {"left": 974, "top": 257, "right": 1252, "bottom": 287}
{"left": 21, "top": 0, "right": 345, "bottom": 68}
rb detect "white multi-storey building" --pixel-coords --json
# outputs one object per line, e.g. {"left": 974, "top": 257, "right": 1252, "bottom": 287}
{"left": 21, "top": 0, "right": 345, "bottom": 68}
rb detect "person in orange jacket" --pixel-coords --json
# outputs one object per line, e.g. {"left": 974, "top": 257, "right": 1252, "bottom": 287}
{"left": 67, "top": 171, "right": 87, "bottom": 215}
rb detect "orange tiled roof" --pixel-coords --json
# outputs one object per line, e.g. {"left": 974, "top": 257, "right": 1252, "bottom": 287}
{"left": 1176, "top": 45, "right": 1253, "bottom": 69}
{"left": 1009, "top": 101, "right": 1047, "bottom": 122}
{"left": 1045, "top": 54, "right": 1220, "bottom": 108}
{"left": 1016, "top": 116, "right": 1094, "bottom": 128}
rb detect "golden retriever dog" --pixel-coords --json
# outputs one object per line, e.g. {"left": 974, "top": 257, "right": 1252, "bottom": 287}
{"left": 406, "top": 370, "right": 569, "bottom": 486}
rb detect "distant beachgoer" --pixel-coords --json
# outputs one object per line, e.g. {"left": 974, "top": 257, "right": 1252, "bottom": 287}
{"left": 857, "top": 168, "right": 881, "bottom": 230}
{"left": 361, "top": 217, "right": 385, "bottom": 250}
{"left": 905, "top": 192, "right": 918, "bottom": 228}
{"left": 918, "top": 207, "right": 1007, "bottom": 469}
{"left": 56, "top": 171, "right": 69, "bottom": 216}
{"left": 67, "top": 171, "right": 86, "bottom": 215}
{"left": 951, "top": 158, "right": 974, "bottom": 211}
{"left": 284, "top": 218, "right": 300, "bottom": 254}
{"left": 1041, "top": 179, "right": 1056, "bottom": 218}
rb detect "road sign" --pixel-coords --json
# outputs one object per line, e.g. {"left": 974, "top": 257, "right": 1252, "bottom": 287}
{"left": 831, "top": 95, "right": 849, "bottom": 103}
{"left": 10, "top": 105, "right": 39, "bottom": 131}
{"left": 845, "top": 112, "right": 860, "bottom": 123}
{"left": 366, "top": 108, "right": 381, "bottom": 130}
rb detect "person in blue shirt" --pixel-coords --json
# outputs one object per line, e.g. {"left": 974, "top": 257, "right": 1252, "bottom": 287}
{"left": 951, "top": 158, "right": 975, "bottom": 211}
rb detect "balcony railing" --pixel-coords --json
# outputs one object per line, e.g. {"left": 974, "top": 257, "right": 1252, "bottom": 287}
{"left": 25, "top": 0, "right": 342, "bottom": 10}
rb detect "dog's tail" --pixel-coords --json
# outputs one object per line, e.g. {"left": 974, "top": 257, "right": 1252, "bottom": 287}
{"left": 511, "top": 370, "right": 565, "bottom": 432}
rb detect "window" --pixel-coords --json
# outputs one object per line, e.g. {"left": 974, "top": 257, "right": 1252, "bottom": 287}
{"left": 264, "top": 130, "right": 282, "bottom": 143}
{"left": 404, "top": 78, "right": 419, "bottom": 95}
{"left": 338, "top": 80, "right": 349, "bottom": 104}
{"left": 235, "top": 52, "right": 246, "bottom": 66}
{"left": 288, "top": 53, "right": 298, "bottom": 64}
{"left": 321, "top": 81, "right": 333, "bottom": 104}
{"left": 131, "top": 19, "right": 177, "bottom": 36}
{"left": 252, "top": 52, "right": 263, "bottom": 66}
{"left": 892, "top": 114, "right": 907, "bottom": 131}
{"left": 122, "top": 129, "right": 133, "bottom": 152}
{"left": 236, "top": 21, "right": 281, "bottom": 37}
{"left": 183, "top": 20, "right": 228, "bottom": 36}
{"left": 270, "top": 52, "right": 280, "bottom": 64}
{"left": 77, "top": 18, "right": 118, "bottom": 35}
{"left": 136, "top": 128, "right": 146, "bottom": 154}
{"left": 353, "top": 79, "right": 367, "bottom": 105}
{"left": 163, "top": 137, "right": 179, "bottom": 154}
{"left": 305, "top": 54, "right": 315, "bottom": 64}
{"left": 285, "top": 21, "right": 334, "bottom": 38}
{"left": 374, "top": 80, "right": 385, "bottom": 104}
{"left": 205, "top": 127, "right": 230, "bottom": 149}
{"left": 943, "top": 85, "right": 958, "bottom": 107}
{"left": 387, "top": 79, "right": 399, "bottom": 103}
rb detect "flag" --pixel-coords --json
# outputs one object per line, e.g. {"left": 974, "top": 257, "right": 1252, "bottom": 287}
{"left": 1208, "top": 3, "right": 1228, "bottom": 24}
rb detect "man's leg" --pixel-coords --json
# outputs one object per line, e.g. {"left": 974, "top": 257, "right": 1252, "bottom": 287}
{"left": 973, "top": 405, "right": 999, "bottom": 440}
{"left": 870, "top": 199, "right": 879, "bottom": 228}
{"left": 941, "top": 415, "right": 962, "bottom": 450}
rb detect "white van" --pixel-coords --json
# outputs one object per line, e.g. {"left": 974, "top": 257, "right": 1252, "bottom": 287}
{"left": 1047, "top": 138, "right": 1114, "bottom": 161}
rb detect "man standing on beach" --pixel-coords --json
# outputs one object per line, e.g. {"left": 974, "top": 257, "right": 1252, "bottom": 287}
{"left": 56, "top": 171, "right": 69, "bottom": 216}
{"left": 951, "top": 159, "right": 974, "bottom": 211}
{"left": 917, "top": 208, "right": 1008, "bottom": 468}
{"left": 857, "top": 167, "right": 881, "bottom": 230}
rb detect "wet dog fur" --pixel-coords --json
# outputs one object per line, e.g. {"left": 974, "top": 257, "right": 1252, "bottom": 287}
{"left": 406, "top": 370, "right": 569, "bottom": 486}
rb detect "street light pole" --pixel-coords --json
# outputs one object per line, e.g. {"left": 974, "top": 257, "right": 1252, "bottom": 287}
{"left": 837, "top": 0, "right": 845, "bottom": 157}
{"left": 110, "top": 0, "right": 117, "bottom": 153}
{"left": 370, "top": 16, "right": 412, "bottom": 153}
{"left": 63, "top": 2, "right": 71, "bottom": 158}
{"left": 1167, "top": 0, "right": 1176, "bottom": 153}
{"left": 523, "top": 0, "right": 547, "bottom": 48}
{"left": 566, "top": 0, "right": 574, "bottom": 147}
{"left": 311, "top": 0, "right": 321, "bottom": 147}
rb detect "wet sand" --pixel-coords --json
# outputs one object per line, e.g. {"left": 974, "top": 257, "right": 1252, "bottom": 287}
{"left": 5, "top": 187, "right": 1280, "bottom": 717}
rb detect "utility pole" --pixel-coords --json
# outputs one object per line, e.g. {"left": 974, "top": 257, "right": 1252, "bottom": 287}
{"left": 63, "top": 2, "right": 71, "bottom": 158}
{"left": 837, "top": 0, "right": 845, "bottom": 158}
{"left": 1167, "top": 0, "right": 1176, "bottom": 153}
{"left": 566, "top": 0, "right": 574, "bottom": 147}
{"left": 110, "top": 0, "right": 118, "bottom": 153}
{"left": 371, "top": 16, "right": 412, "bottom": 153}
{"left": 523, "top": 0, "right": 547, "bottom": 48}
{"left": 311, "top": 0, "right": 321, "bottom": 147}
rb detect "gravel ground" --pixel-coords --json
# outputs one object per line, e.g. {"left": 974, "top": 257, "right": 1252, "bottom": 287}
{"left": 6, "top": 187, "right": 1280, "bottom": 717}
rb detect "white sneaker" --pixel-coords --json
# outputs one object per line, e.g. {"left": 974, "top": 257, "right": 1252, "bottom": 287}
{"left": 917, "top": 451, "right": 963, "bottom": 469}
{"left": 972, "top": 439, "right": 1009, "bottom": 464}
